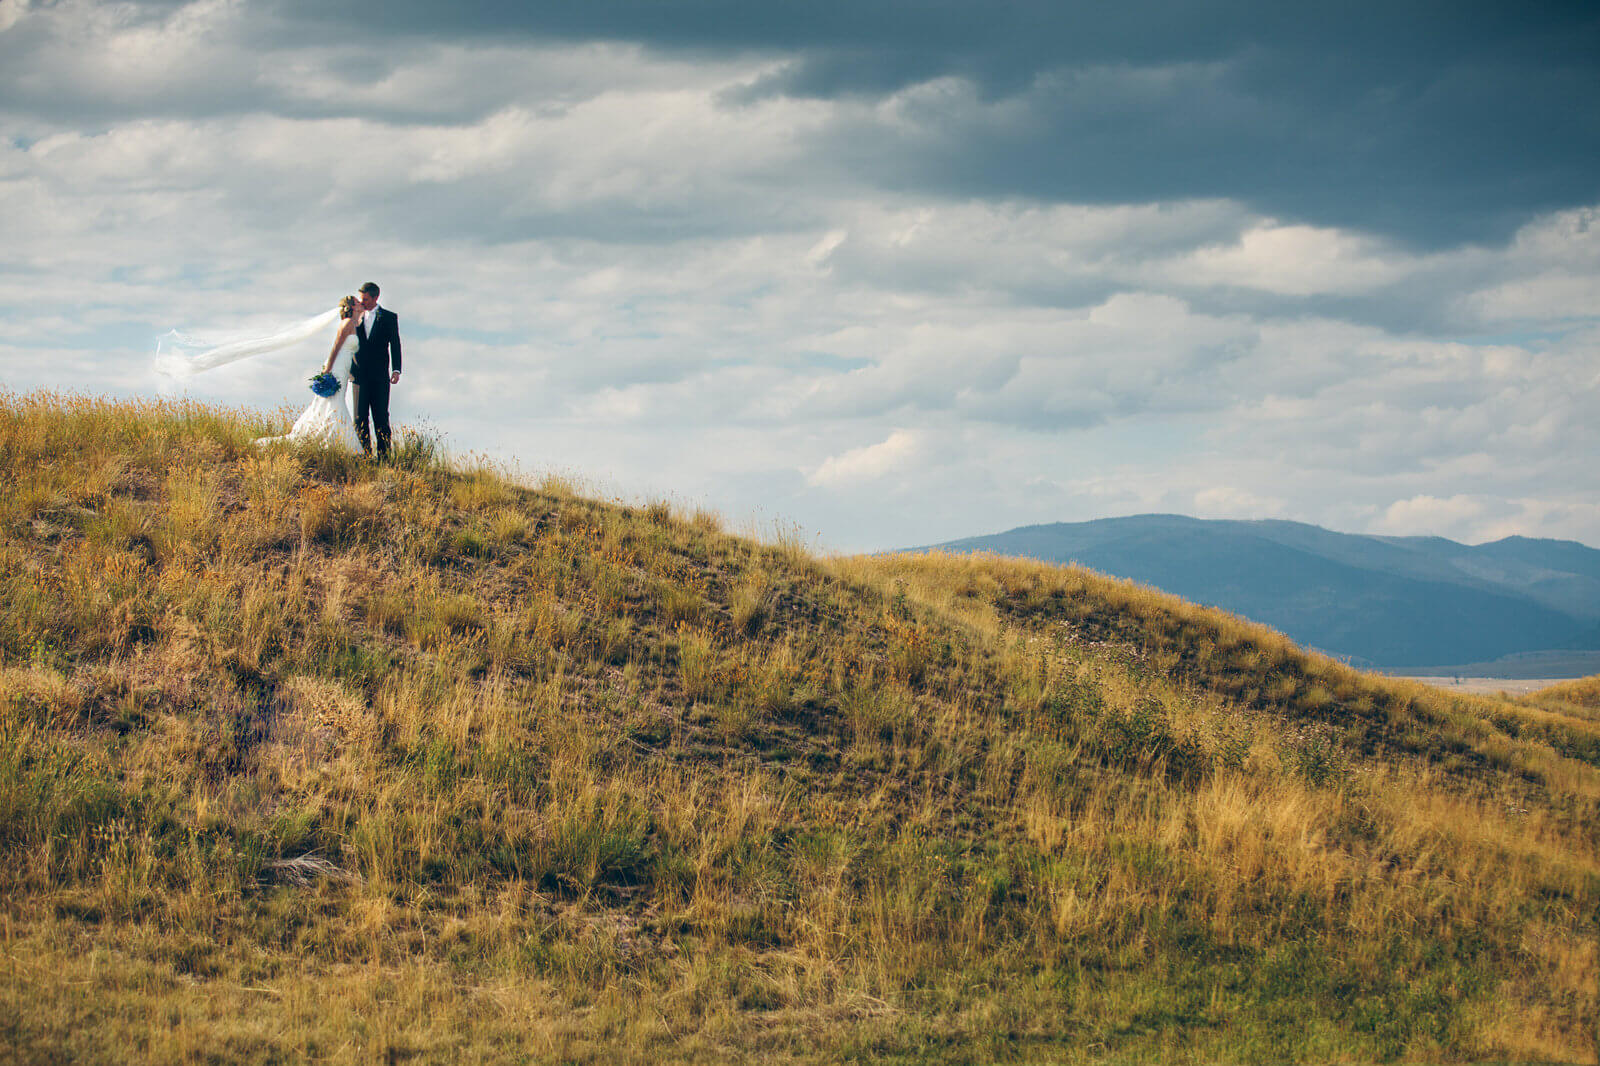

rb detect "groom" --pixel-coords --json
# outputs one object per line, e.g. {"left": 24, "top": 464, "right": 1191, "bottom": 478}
{"left": 350, "top": 281, "right": 402, "bottom": 459}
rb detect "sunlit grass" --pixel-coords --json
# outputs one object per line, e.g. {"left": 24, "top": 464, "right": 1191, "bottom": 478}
{"left": 0, "top": 392, "right": 1596, "bottom": 1064}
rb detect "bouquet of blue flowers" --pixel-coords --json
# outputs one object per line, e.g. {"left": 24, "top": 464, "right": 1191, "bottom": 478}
{"left": 308, "top": 371, "right": 341, "bottom": 398}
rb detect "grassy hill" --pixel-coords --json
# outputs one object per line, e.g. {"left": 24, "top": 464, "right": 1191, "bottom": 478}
{"left": 1528, "top": 676, "right": 1600, "bottom": 715}
{"left": 2, "top": 393, "right": 1597, "bottom": 1064}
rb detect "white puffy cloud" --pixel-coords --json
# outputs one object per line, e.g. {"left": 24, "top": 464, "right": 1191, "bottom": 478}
{"left": 1193, "top": 486, "right": 1286, "bottom": 519}
{"left": 0, "top": 0, "right": 30, "bottom": 34}
{"left": 1159, "top": 223, "right": 1413, "bottom": 296}
{"left": 808, "top": 429, "right": 926, "bottom": 487}
{"left": 1375, "top": 495, "right": 1487, "bottom": 536}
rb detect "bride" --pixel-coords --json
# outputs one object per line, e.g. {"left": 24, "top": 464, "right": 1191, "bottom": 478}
{"left": 155, "top": 295, "right": 365, "bottom": 450}
{"left": 256, "top": 295, "right": 365, "bottom": 449}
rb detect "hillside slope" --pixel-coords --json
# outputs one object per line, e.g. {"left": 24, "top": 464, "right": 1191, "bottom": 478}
{"left": 2, "top": 395, "right": 1597, "bottom": 1064}
{"left": 922, "top": 514, "right": 1600, "bottom": 668}
{"left": 1528, "top": 676, "right": 1600, "bottom": 715}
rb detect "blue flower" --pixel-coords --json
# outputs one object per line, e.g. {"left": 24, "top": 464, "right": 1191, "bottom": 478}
{"left": 309, "top": 371, "right": 341, "bottom": 398}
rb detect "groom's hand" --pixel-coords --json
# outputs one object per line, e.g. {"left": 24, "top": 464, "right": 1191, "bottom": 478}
{"left": 390, "top": 372, "right": 400, "bottom": 385}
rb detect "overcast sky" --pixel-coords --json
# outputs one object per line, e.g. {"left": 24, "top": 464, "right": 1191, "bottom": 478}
{"left": 2, "top": 0, "right": 1597, "bottom": 551}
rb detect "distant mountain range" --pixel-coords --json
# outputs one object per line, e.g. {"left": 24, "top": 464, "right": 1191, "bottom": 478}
{"left": 916, "top": 515, "right": 1600, "bottom": 672}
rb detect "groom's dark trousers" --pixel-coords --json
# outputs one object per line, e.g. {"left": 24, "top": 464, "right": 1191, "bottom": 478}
{"left": 351, "top": 375, "right": 391, "bottom": 458}
{"left": 350, "top": 309, "right": 402, "bottom": 458}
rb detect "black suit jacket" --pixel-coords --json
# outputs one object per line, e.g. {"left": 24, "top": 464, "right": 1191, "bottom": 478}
{"left": 352, "top": 309, "right": 402, "bottom": 381}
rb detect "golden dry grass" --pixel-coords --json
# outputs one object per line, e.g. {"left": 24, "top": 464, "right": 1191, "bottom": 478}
{"left": 0, "top": 393, "right": 1596, "bottom": 1064}
{"left": 1529, "top": 674, "right": 1600, "bottom": 715}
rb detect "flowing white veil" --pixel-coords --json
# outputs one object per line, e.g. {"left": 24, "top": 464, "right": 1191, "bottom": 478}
{"left": 154, "top": 307, "right": 340, "bottom": 378}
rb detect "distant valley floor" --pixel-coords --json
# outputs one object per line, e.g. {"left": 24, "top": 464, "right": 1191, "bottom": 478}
{"left": 1372, "top": 649, "right": 1600, "bottom": 681}
{"left": 1388, "top": 676, "right": 1571, "bottom": 696}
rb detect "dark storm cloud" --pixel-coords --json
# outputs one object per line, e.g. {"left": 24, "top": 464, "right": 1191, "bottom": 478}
{"left": 271, "top": 0, "right": 1599, "bottom": 248}
{"left": 5, "top": 1, "right": 1595, "bottom": 246}
{"left": 816, "top": 58, "right": 1597, "bottom": 249}
{"left": 282, "top": 1, "right": 1588, "bottom": 78}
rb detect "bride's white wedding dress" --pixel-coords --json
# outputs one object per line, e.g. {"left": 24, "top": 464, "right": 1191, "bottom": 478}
{"left": 255, "top": 327, "right": 360, "bottom": 450}
{"left": 154, "top": 305, "right": 376, "bottom": 452}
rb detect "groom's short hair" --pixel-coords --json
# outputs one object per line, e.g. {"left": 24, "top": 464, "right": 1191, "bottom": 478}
{"left": 359, "top": 282, "right": 380, "bottom": 297}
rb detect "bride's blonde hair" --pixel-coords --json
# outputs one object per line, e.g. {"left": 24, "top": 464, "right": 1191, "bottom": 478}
{"left": 339, "top": 295, "right": 358, "bottom": 319}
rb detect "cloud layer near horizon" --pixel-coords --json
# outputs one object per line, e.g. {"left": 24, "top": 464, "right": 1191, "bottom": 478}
{"left": 2, "top": 0, "right": 1597, "bottom": 550}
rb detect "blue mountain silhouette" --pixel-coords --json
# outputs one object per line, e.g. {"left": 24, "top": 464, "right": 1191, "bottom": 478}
{"left": 918, "top": 515, "right": 1600, "bottom": 669}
